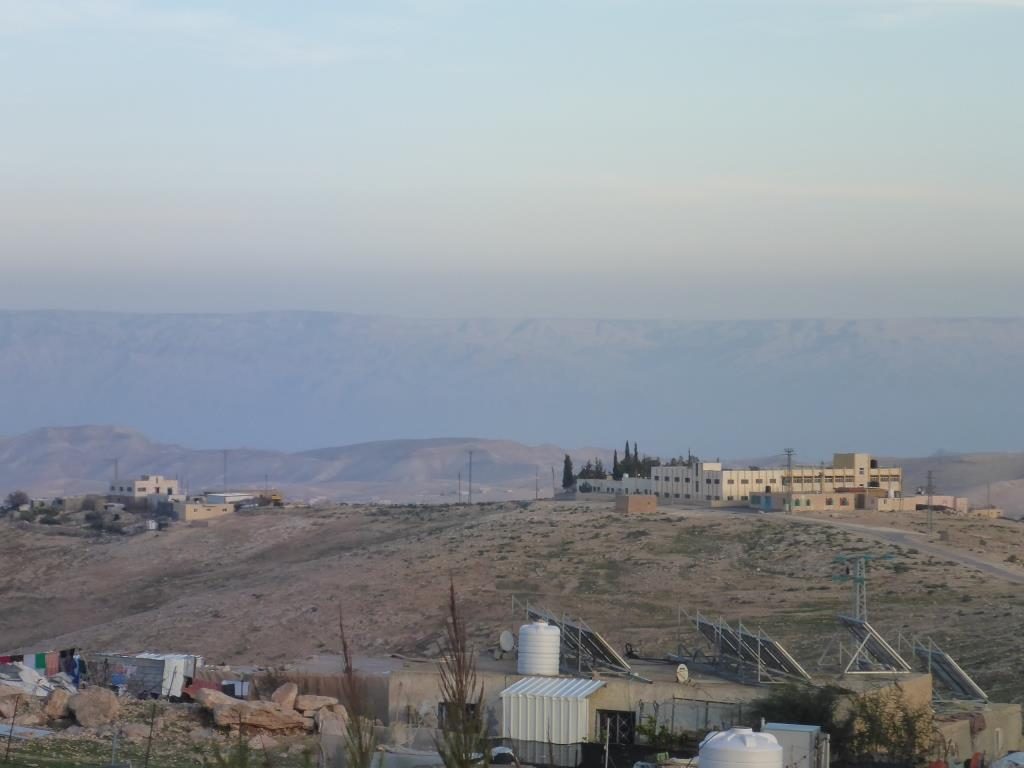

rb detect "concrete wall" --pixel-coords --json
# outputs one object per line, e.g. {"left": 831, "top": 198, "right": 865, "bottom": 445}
{"left": 937, "top": 703, "right": 1022, "bottom": 764}
{"left": 876, "top": 495, "right": 970, "bottom": 514}
{"left": 180, "top": 502, "right": 233, "bottom": 521}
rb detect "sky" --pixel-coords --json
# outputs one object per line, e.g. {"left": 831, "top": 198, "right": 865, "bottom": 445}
{"left": 2, "top": 0, "right": 1023, "bottom": 318}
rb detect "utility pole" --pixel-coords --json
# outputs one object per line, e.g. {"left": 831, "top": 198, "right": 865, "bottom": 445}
{"left": 926, "top": 470, "right": 934, "bottom": 534}
{"left": 467, "top": 450, "right": 473, "bottom": 505}
{"left": 551, "top": 466, "right": 556, "bottom": 496}
{"left": 535, "top": 466, "right": 539, "bottom": 501}
{"left": 222, "top": 449, "right": 228, "bottom": 492}
{"left": 458, "top": 471, "right": 462, "bottom": 503}
{"left": 784, "top": 448, "right": 795, "bottom": 513}
{"left": 987, "top": 481, "right": 992, "bottom": 509}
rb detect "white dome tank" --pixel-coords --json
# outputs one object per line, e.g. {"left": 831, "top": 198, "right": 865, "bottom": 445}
{"left": 517, "top": 621, "right": 561, "bottom": 676}
{"left": 699, "top": 728, "right": 782, "bottom": 768}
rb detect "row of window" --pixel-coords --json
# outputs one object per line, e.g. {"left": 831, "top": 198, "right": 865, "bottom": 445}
{"left": 651, "top": 491, "right": 722, "bottom": 501}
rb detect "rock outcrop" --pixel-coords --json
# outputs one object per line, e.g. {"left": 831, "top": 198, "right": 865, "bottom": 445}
{"left": 193, "top": 688, "right": 307, "bottom": 731}
{"left": 294, "top": 694, "right": 338, "bottom": 713}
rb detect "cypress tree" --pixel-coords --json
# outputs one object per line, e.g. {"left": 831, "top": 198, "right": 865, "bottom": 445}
{"left": 561, "top": 454, "right": 575, "bottom": 489}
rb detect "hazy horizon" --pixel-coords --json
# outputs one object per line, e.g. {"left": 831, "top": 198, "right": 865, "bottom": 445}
{"left": 3, "top": 1, "right": 1023, "bottom": 318}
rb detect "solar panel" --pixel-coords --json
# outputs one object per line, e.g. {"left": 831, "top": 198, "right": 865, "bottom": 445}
{"left": 838, "top": 615, "right": 911, "bottom": 673}
{"left": 913, "top": 642, "right": 987, "bottom": 701}
{"left": 695, "top": 615, "right": 811, "bottom": 682}
{"left": 527, "top": 606, "right": 632, "bottom": 674}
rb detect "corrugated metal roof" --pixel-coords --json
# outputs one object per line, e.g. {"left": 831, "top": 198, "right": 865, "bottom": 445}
{"left": 500, "top": 676, "right": 605, "bottom": 699}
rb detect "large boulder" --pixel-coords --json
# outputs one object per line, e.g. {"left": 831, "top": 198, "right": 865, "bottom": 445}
{"left": 194, "top": 685, "right": 306, "bottom": 732}
{"left": 211, "top": 701, "right": 307, "bottom": 731}
{"left": 68, "top": 688, "right": 120, "bottom": 728}
{"left": 314, "top": 705, "right": 348, "bottom": 735}
{"left": 44, "top": 689, "right": 71, "bottom": 719}
{"left": 193, "top": 688, "right": 237, "bottom": 709}
{"left": 270, "top": 683, "right": 298, "bottom": 711}
{"left": 294, "top": 694, "right": 337, "bottom": 713}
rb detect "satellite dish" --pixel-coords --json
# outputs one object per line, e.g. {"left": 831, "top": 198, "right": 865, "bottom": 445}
{"left": 499, "top": 630, "right": 515, "bottom": 653}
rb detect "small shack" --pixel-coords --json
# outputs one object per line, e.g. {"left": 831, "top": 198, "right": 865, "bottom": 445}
{"left": 500, "top": 677, "right": 605, "bottom": 767}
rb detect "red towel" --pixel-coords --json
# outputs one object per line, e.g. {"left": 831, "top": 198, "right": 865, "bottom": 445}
{"left": 45, "top": 652, "right": 60, "bottom": 676}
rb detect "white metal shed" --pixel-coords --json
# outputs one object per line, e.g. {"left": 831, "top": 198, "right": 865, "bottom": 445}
{"left": 500, "top": 677, "right": 605, "bottom": 745}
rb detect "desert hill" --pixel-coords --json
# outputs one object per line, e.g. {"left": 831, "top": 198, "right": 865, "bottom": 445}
{"left": 4, "top": 500, "right": 1024, "bottom": 703}
{"left": 0, "top": 425, "right": 609, "bottom": 502}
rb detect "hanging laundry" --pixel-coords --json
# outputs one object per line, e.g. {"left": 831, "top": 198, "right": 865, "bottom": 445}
{"left": 45, "top": 652, "right": 59, "bottom": 676}
{"left": 34, "top": 652, "right": 46, "bottom": 670}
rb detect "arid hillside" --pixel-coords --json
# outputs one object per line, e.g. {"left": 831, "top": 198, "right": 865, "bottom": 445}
{"left": 4, "top": 500, "right": 1024, "bottom": 702}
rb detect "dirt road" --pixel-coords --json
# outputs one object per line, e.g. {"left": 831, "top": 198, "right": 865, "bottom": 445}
{"left": 783, "top": 514, "right": 1024, "bottom": 585}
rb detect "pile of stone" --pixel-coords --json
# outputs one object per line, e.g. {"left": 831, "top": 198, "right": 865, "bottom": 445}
{"left": 191, "top": 683, "right": 347, "bottom": 736}
{"left": 0, "top": 682, "right": 119, "bottom": 730}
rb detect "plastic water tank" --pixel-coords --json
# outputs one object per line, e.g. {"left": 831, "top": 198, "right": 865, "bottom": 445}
{"left": 517, "top": 621, "right": 561, "bottom": 676}
{"left": 699, "top": 728, "right": 782, "bottom": 768}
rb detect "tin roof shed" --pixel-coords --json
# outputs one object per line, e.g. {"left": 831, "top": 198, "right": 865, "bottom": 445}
{"left": 500, "top": 677, "right": 605, "bottom": 746}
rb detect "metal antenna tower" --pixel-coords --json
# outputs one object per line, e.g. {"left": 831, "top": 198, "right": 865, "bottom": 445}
{"left": 926, "top": 470, "right": 935, "bottom": 534}
{"left": 833, "top": 553, "right": 892, "bottom": 622}
{"left": 784, "top": 448, "right": 795, "bottom": 513}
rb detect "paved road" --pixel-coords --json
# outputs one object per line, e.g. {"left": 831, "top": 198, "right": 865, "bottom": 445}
{"left": 783, "top": 514, "right": 1024, "bottom": 585}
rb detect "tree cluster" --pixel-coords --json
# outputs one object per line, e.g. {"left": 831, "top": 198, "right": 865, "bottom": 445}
{"left": 750, "top": 682, "right": 946, "bottom": 767}
{"left": 612, "top": 441, "right": 661, "bottom": 480}
{"left": 576, "top": 458, "right": 608, "bottom": 480}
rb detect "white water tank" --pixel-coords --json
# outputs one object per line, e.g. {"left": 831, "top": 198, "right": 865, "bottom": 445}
{"left": 699, "top": 728, "right": 782, "bottom": 768}
{"left": 517, "top": 621, "right": 561, "bottom": 676}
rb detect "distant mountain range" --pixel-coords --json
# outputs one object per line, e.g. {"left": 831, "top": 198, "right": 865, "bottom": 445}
{"left": 1, "top": 311, "right": 1023, "bottom": 459}
{"left": 0, "top": 425, "right": 611, "bottom": 502}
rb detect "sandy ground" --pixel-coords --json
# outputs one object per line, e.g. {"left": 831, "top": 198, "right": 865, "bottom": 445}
{"left": 3, "top": 500, "right": 1024, "bottom": 702}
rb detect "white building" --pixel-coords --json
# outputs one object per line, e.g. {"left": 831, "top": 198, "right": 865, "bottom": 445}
{"left": 109, "top": 474, "right": 181, "bottom": 501}
{"left": 579, "top": 453, "right": 902, "bottom": 506}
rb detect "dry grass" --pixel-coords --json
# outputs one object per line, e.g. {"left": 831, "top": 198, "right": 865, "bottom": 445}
{"left": 3, "top": 500, "right": 1024, "bottom": 702}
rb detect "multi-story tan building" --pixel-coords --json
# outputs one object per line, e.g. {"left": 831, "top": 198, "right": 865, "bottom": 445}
{"left": 579, "top": 452, "right": 902, "bottom": 506}
{"left": 109, "top": 474, "right": 181, "bottom": 500}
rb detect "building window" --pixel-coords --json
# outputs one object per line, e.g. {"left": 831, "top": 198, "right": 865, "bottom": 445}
{"left": 674, "top": 493, "right": 680, "bottom": 498}
{"left": 770, "top": 478, "right": 777, "bottom": 484}
{"left": 685, "top": 478, "right": 690, "bottom": 483}
{"left": 826, "top": 498, "right": 834, "bottom": 505}
{"left": 727, "top": 479, "right": 735, "bottom": 485}
{"left": 598, "top": 710, "right": 637, "bottom": 746}
{"left": 741, "top": 495, "right": 748, "bottom": 501}
{"left": 839, "top": 498, "right": 849, "bottom": 506}
{"left": 714, "top": 479, "right": 720, "bottom": 485}
{"left": 654, "top": 475, "right": 659, "bottom": 481}
{"left": 437, "top": 702, "right": 478, "bottom": 730}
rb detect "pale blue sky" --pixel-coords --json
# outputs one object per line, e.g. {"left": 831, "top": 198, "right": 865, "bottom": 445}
{"left": 2, "top": 0, "right": 1022, "bottom": 317}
